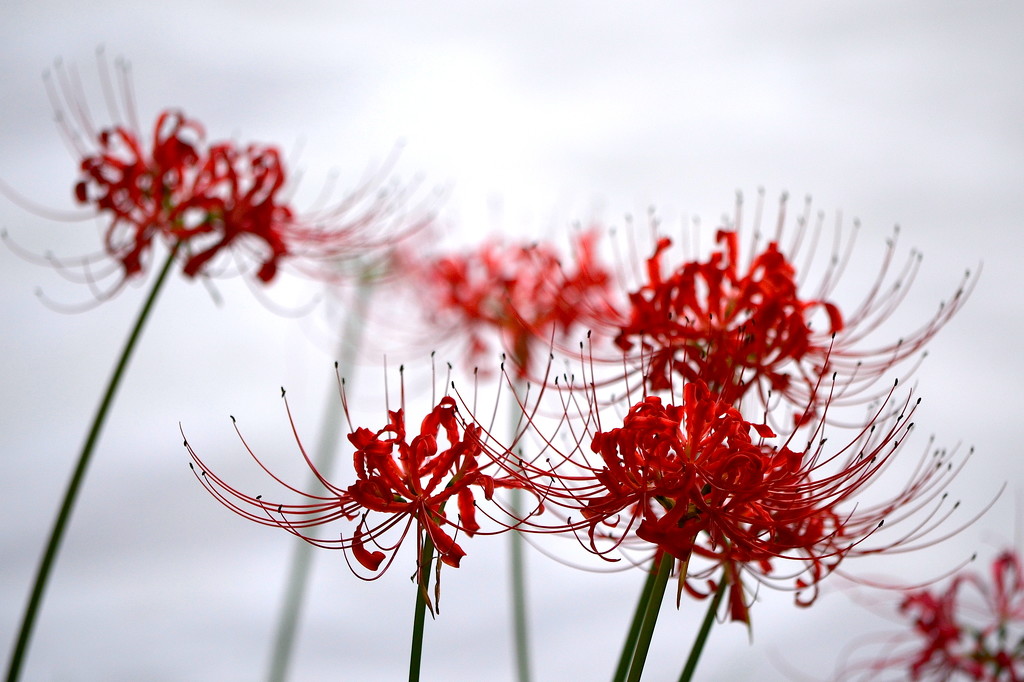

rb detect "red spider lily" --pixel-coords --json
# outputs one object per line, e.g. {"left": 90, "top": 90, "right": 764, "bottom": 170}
{"left": 7, "top": 57, "right": 426, "bottom": 299}
{"left": 609, "top": 195, "right": 974, "bottom": 413}
{"left": 516, "top": 367, "right": 973, "bottom": 626}
{"left": 614, "top": 230, "right": 842, "bottom": 407}
{"left": 410, "top": 229, "right": 614, "bottom": 376}
{"left": 186, "top": 390, "right": 527, "bottom": 579}
{"left": 74, "top": 111, "right": 305, "bottom": 283}
{"left": 856, "top": 550, "right": 1024, "bottom": 681}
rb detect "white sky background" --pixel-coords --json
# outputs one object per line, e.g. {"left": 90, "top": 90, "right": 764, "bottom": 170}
{"left": 1, "top": 2, "right": 1022, "bottom": 680}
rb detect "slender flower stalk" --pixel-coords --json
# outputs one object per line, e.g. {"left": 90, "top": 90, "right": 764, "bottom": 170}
{"left": 624, "top": 551, "right": 674, "bottom": 682}
{"left": 678, "top": 572, "right": 727, "bottom": 682}
{"left": 5, "top": 245, "right": 177, "bottom": 682}
{"left": 507, "top": 377, "right": 533, "bottom": 682}
{"left": 266, "top": 268, "right": 377, "bottom": 682}
{"left": 409, "top": 534, "right": 437, "bottom": 682}
{"left": 612, "top": 563, "right": 662, "bottom": 682}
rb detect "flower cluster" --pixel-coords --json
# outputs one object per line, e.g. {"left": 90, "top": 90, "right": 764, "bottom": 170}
{"left": 516, "top": 365, "right": 968, "bottom": 624}
{"left": 75, "top": 109, "right": 300, "bottom": 282}
{"left": 606, "top": 202, "right": 973, "bottom": 417}
{"left": 185, "top": 197, "right": 979, "bottom": 669}
{"left": 484, "top": 205, "right": 979, "bottom": 626}
{"left": 189, "top": 203, "right": 977, "bottom": 629}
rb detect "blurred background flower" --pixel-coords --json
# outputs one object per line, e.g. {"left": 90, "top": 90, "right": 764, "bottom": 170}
{"left": 838, "top": 548, "right": 1024, "bottom": 681}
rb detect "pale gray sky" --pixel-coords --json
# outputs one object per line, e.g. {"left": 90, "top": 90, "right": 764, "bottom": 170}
{"left": 2, "top": 2, "right": 1022, "bottom": 680}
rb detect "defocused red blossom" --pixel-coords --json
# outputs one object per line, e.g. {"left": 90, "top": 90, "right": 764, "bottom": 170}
{"left": 850, "top": 550, "right": 1024, "bottom": 680}
{"left": 6, "top": 57, "right": 426, "bottom": 299}
{"left": 74, "top": 110, "right": 300, "bottom": 283}
{"left": 410, "top": 229, "right": 614, "bottom": 376}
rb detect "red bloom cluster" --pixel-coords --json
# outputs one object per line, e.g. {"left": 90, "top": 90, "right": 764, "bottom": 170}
{"left": 522, "top": 369, "right": 962, "bottom": 625}
{"left": 611, "top": 214, "right": 973, "bottom": 414}
{"left": 614, "top": 231, "right": 842, "bottom": 406}
{"left": 581, "top": 386, "right": 776, "bottom": 564}
{"left": 581, "top": 385, "right": 780, "bottom": 622}
{"left": 186, "top": 195, "right": 978, "bottom": 636}
{"left": 75, "top": 110, "right": 300, "bottom": 283}
{"left": 485, "top": 203, "right": 979, "bottom": 627}
{"left": 413, "top": 229, "right": 614, "bottom": 375}
{"left": 187, "top": 393, "right": 525, "bottom": 578}
{"left": 20, "top": 59, "right": 425, "bottom": 298}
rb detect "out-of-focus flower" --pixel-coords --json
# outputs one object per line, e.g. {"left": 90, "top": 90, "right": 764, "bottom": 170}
{"left": 74, "top": 110, "right": 293, "bottom": 283}
{"left": 187, "top": 390, "right": 526, "bottom": 578}
{"left": 513, "top": 368, "right": 970, "bottom": 626}
{"left": 847, "top": 550, "right": 1024, "bottom": 681}
{"left": 408, "top": 229, "right": 614, "bottom": 376}
{"left": 608, "top": 195, "right": 974, "bottom": 414}
{"left": 6, "top": 57, "right": 427, "bottom": 299}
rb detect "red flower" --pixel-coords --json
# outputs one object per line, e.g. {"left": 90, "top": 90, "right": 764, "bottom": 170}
{"left": 11, "top": 57, "right": 425, "bottom": 298}
{"left": 521, "top": 371, "right": 969, "bottom": 626}
{"left": 411, "top": 229, "right": 614, "bottom": 376}
{"left": 893, "top": 551, "right": 1024, "bottom": 680}
{"left": 615, "top": 230, "right": 841, "bottom": 406}
{"left": 610, "top": 198, "right": 974, "bottom": 413}
{"left": 187, "top": 392, "right": 524, "bottom": 578}
{"left": 899, "top": 586, "right": 978, "bottom": 679}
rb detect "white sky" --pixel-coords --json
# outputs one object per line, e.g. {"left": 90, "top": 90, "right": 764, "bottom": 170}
{"left": 2, "top": 2, "right": 1023, "bottom": 680}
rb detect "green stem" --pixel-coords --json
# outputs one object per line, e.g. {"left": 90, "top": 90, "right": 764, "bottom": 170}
{"left": 611, "top": 562, "right": 661, "bottom": 682}
{"left": 265, "top": 276, "right": 374, "bottom": 682}
{"left": 409, "top": 533, "right": 436, "bottom": 682}
{"left": 625, "top": 553, "right": 674, "bottom": 682}
{"left": 5, "top": 246, "right": 178, "bottom": 682}
{"left": 678, "top": 572, "right": 727, "bottom": 682}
